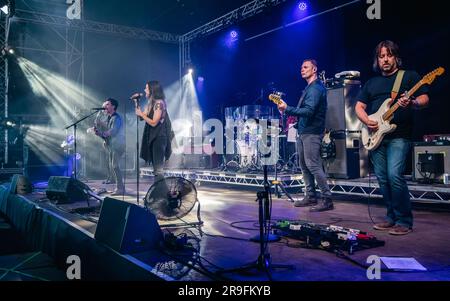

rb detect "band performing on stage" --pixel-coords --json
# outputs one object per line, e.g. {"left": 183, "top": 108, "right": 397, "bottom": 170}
{"left": 2, "top": 0, "right": 449, "bottom": 283}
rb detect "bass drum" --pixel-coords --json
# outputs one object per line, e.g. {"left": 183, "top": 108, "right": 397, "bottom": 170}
{"left": 236, "top": 139, "right": 257, "bottom": 168}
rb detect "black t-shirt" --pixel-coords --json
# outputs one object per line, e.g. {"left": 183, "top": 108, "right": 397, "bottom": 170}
{"left": 358, "top": 70, "right": 429, "bottom": 139}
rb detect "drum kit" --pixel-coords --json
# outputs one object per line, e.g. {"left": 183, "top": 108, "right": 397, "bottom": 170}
{"left": 223, "top": 105, "right": 298, "bottom": 172}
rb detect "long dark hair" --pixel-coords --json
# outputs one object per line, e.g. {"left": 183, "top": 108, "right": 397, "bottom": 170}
{"left": 147, "top": 81, "right": 166, "bottom": 101}
{"left": 373, "top": 40, "right": 403, "bottom": 72}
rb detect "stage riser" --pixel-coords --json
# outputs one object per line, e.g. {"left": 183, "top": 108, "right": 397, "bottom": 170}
{"left": 139, "top": 168, "right": 450, "bottom": 203}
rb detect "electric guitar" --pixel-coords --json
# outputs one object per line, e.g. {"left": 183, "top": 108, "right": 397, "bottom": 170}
{"left": 361, "top": 67, "right": 445, "bottom": 151}
{"left": 87, "top": 111, "right": 109, "bottom": 142}
{"left": 268, "top": 92, "right": 285, "bottom": 106}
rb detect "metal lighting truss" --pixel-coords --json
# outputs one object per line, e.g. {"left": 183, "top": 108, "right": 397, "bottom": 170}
{"left": 13, "top": 9, "right": 180, "bottom": 44}
{"left": 0, "top": 13, "right": 11, "bottom": 165}
{"left": 140, "top": 167, "right": 304, "bottom": 188}
{"left": 179, "top": 0, "right": 286, "bottom": 69}
{"left": 140, "top": 168, "right": 450, "bottom": 203}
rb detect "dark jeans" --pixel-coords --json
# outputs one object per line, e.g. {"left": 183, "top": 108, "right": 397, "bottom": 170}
{"left": 370, "top": 138, "right": 412, "bottom": 228}
{"left": 108, "top": 146, "right": 125, "bottom": 191}
{"left": 296, "top": 134, "right": 331, "bottom": 198}
{"left": 150, "top": 136, "right": 168, "bottom": 183}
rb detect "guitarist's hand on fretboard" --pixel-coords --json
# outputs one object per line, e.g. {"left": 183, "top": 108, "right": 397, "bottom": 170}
{"left": 277, "top": 99, "right": 287, "bottom": 113}
{"left": 397, "top": 92, "right": 412, "bottom": 108}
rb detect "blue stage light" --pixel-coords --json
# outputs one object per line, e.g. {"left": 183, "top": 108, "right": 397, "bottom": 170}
{"left": 298, "top": 2, "right": 308, "bottom": 11}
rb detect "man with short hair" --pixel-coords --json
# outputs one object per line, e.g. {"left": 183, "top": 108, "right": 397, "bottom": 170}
{"left": 278, "top": 59, "right": 333, "bottom": 212}
{"left": 95, "top": 98, "right": 126, "bottom": 195}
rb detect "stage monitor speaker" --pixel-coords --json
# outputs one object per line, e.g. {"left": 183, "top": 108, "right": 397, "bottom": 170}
{"left": 413, "top": 143, "right": 450, "bottom": 183}
{"left": 10, "top": 174, "right": 32, "bottom": 195}
{"left": 95, "top": 197, "right": 163, "bottom": 254}
{"left": 45, "top": 176, "right": 89, "bottom": 204}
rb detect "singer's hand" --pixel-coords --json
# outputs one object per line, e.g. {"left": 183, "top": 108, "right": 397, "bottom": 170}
{"left": 130, "top": 93, "right": 142, "bottom": 100}
{"left": 135, "top": 107, "right": 143, "bottom": 118}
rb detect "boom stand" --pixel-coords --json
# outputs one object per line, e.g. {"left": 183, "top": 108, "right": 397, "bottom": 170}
{"left": 217, "top": 164, "right": 293, "bottom": 280}
{"left": 65, "top": 111, "right": 98, "bottom": 180}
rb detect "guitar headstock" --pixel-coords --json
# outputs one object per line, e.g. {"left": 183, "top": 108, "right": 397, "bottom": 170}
{"left": 422, "top": 67, "right": 445, "bottom": 85}
{"left": 268, "top": 92, "right": 284, "bottom": 105}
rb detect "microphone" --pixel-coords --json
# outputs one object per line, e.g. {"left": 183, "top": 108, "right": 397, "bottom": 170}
{"left": 130, "top": 93, "right": 143, "bottom": 100}
{"left": 91, "top": 107, "right": 105, "bottom": 110}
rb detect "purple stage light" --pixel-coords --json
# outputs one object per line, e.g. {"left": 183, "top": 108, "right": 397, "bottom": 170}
{"left": 230, "top": 31, "right": 238, "bottom": 39}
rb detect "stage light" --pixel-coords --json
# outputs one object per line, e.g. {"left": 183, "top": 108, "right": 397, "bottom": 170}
{"left": 188, "top": 68, "right": 194, "bottom": 75}
{"left": 225, "top": 29, "right": 240, "bottom": 50}
{"left": 0, "top": 118, "right": 17, "bottom": 128}
{"left": 298, "top": 2, "right": 308, "bottom": 11}
{"left": 0, "top": 0, "right": 14, "bottom": 16}
{"left": 1, "top": 46, "right": 15, "bottom": 58}
{"left": 197, "top": 76, "right": 204, "bottom": 82}
{"left": 0, "top": 6, "right": 8, "bottom": 14}
{"left": 6, "top": 120, "right": 15, "bottom": 127}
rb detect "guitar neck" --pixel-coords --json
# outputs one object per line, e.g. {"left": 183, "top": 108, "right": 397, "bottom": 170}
{"left": 383, "top": 79, "right": 425, "bottom": 120}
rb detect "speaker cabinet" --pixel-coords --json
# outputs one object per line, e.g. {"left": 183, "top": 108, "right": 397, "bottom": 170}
{"left": 45, "top": 176, "right": 89, "bottom": 204}
{"left": 325, "top": 81, "right": 368, "bottom": 179}
{"left": 413, "top": 142, "right": 450, "bottom": 183}
{"left": 325, "top": 139, "right": 361, "bottom": 179}
{"left": 94, "top": 197, "right": 163, "bottom": 254}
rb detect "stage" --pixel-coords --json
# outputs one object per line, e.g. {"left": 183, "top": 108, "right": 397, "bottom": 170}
{"left": 3, "top": 174, "right": 449, "bottom": 281}
{"left": 2, "top": 0, "right": 450, "bottom": 284}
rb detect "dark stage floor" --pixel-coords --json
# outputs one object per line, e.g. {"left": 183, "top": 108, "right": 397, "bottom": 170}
{"left": 28, "top": 177, "right": 450, "bottom": 281}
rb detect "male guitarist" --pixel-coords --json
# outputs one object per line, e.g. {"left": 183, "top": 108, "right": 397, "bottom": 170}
{"left": 93, "top": 100, "right": 114, "bottom": 184}
{"left": 278, "top": 59, "right": 333, "bottom": 212}
{"left": 94, "top": 98, "right": 126, "bottom": 195}
{"left": 355, "top": 40, "right": 429, "bottom": 235}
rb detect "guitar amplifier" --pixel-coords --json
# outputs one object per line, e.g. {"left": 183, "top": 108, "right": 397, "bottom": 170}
{"left": 413, "top": 142, "right": 450, "bottom": 183}
{"left": 325, "top": 82, "right": 368, "bottom": 179}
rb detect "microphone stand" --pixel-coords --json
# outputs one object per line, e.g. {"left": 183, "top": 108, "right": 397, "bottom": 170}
{"left": 216, "top": 163, "right": 294, "bottom": 280}
{"left": 133, "top": 98, "right": 141, "bottom": 205}
{"left": 65, "top": 110, "right": 99, "bottom": 180}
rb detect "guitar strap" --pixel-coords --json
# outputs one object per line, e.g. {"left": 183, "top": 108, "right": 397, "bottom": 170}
{"left": 391, "top": 70, "right": 405, "bottom": 100}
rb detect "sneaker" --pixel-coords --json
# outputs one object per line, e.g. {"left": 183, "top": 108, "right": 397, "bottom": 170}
{"left": 373, "top": 222, "right": 395, "bottom": 231}
{"left": 309, "top": 198, "right": 334, "bottom": 212}
{"left": 294, "top": 195, "right": 318, "bottom": 207}
{"left": 389, "top": 225, "right": 412, "bottom": 235}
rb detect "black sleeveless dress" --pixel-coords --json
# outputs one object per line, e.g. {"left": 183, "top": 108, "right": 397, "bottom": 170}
{"left": 140, "top": 100, "right": 174, "bottom": 163}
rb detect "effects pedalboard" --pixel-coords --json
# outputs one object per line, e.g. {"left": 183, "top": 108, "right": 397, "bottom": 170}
{"left": 272, "top": 220, "right": 385, "bottom": 255}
